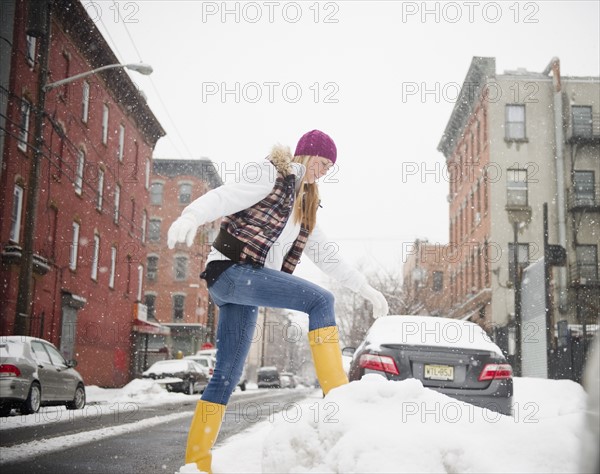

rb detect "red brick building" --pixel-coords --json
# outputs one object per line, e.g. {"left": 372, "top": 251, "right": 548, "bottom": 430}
{"left": 144, "top": 159, "right": 222, "bottom": 362}
{"left": 0, "top": 0, "right": 165, "bottom": 386}
{"left": 443, "top": 59, "right": 493, "bottom": 327}
{"left": 402, "top": 239, "right": 449, "bottom": 316}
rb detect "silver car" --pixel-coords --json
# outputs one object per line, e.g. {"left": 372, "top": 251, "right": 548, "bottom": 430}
{"left": 0, "top": 336, "right": 86, "bottom": 416}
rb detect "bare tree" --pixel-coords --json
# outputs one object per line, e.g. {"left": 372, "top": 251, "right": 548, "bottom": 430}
{"left": 331, "top": 267, "right": 424, "bottom": 348}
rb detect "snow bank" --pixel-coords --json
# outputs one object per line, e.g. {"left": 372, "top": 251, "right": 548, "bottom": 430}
{"left": 209, "top": 375, "right": 586, "bottom": 474}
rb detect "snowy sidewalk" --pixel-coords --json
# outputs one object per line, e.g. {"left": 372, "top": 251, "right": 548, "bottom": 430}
{"left": 179, "top": 376, "right": 588, "bottom": 474}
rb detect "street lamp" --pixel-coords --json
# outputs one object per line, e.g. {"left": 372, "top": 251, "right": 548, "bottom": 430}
{"left": 43, "top": 63, "right": 153, "bottom": 91}
{"left": 14, "top": 0, "right": 154, "bottom": 335}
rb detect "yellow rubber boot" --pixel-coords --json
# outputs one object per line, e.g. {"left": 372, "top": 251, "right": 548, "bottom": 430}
{"left": 308, "top": 325, "right": 349, "bottom": 396}
{"left": 185, "top": 400, "right": 226, "bottom": 473}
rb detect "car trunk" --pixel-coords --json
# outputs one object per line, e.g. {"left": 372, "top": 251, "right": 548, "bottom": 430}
{"left": 380, "top": 344, "right": 502, "bottom": 390}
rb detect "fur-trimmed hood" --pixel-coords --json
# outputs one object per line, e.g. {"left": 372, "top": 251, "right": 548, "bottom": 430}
{"left": 268, "top": 145, "right": 293, "bottom": 176}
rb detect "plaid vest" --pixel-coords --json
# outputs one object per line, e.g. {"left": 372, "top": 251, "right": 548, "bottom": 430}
{"left": 218, "top": 173, "right": 310, "bottom": 274}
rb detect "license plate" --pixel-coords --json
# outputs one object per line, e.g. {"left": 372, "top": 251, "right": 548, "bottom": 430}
{"left": 424, "top": 364, "right": 454, "bottom": 381}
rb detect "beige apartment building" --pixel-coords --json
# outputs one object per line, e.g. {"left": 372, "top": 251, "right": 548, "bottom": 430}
{"left": 438, "top": 57, "right": 599, "bottom": 373}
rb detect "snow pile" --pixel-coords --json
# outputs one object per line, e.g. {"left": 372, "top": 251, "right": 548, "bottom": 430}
{"left": 211, "top": 375, "right": 586, "bottom": 474}
{"left": 87, "top": 379, "right": 193, "bottom": 407}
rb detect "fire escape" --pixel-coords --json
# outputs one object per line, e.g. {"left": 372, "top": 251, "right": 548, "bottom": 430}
{"left": 567, "top": 106, "right": 600, "bottom": 344}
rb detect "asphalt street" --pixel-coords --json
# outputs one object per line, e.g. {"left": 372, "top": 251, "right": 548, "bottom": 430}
{"left": 0, "top": 388, "right": 314, "bottom": 474}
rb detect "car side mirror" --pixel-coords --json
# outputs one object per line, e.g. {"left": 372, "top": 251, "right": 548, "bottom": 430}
{"left": 67, "top": 359, "right": 78, "bottom": 368}
{"left": 342, "top": 347, "right": 356, "bottom": 357}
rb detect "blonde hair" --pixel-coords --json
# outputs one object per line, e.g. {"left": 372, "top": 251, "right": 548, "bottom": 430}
{"left": 291, "top": 155, "right": 320, "bottom": 234}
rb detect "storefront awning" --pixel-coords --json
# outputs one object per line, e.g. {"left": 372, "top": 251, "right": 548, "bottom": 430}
{"left": 133, "top": 319, "right": 171, "bottom": 335}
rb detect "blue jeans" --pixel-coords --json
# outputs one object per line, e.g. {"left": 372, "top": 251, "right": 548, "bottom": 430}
{"left": 201, "top": 263, "right": 336, "bottom": 405}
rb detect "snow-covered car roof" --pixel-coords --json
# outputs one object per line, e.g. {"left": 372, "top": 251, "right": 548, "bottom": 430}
{"left": 144, "top": 359, "right": 194, "bottom": 375}
{"left": 363, "top": 315, "right": 503, "bottom": 357}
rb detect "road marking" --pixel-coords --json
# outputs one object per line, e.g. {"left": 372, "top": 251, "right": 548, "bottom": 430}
{"left": 0, "top": 410, "right": 193, "bottom": 465}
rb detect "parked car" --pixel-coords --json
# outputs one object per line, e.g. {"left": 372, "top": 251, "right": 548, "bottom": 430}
{"left": 0, "top": 336, "right": 86, "bottom": 416}
{"left": 184, "top": 354, "right": 215, "bottom": 378}
{"left": 257, "top": 366, "right": 281, "bottom": 388}
{"left": 346, "top": 315, "right": 513, "bottom": 415}
{"left": 280, "top": 372, "right": 297, "bottom": 389}
{"left": 142, "top": 359, "right": 208, "bottom": 394}
{"left": 188, "top": 349, "right": 248, "bottom": 391}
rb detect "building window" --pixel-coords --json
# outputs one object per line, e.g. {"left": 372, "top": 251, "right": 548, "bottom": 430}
{"left": 476, "top": 120, "right": 481, "bottom": 156}
{"left": 484, "top": 239, "right": 490, "bottom": 287}
{"left": 483, "top": 106, "right": 488, "bottom": 145}
{"left": 82, "top": 81, "right": 90, "bottom": 123}
{"left": 508, "top": 243, "right": 529, "bottom": 285}
{"left": 91, "top": 235, "right": 100, "bottom": 280}
{"left": 148, "top": 218, "right": 161, "bottom": 242}
{"left": 576, "top": 245, "right": 598, "bottom": 281}
{"left": 26, "top": 35, "right": 36, "bottom": 67}
{"left": 130, "top": 199, "right": 136, "bottom": 233}
{"left": 147, "top": 255, "right": 158, "bottom": 281}
{"left": 174, "top": 256, "right": 188, "bottom": 280}
{"left": 142, "top": 211, "right": 147, "bottom": 243}
{"left": 75, "top": 149, "right": 85, "bottom": 195}
{"left": 96, "top": 169, "right": 104, "bottom": 211}
{"left": 137, "top": 265, "right": 143, "bottom": 301}
{"left": 145, "top": 159, "right": 151, "bottom": 189}
{"left": 179, "top": 183, "right": 192, "bottom": 204}
{"left": 145, "top": 294, "right": 156, "bottom": 320}
{"left": 572, "top": 106, "right": 593, "bottom": 138}
{"left": 9, "top": 185, "right": 24, "bottom": 243}
{"left": 483, "top": 170, "right": 489, "bottom": 213}
{"left": 69, "top": 222, "right": 80, "bottom": 270}
{"left": 109, "top": 246, "right": 117, "bottom": 288}
{"left": 61, "top": 52, "right": 71, "bottom": 99}
{"left": 507, "top": 168, "right": 528, "bottom": 207}
{"left": 18, "top": 99, "right": 31, "bottom": 152}
{"left": 432, "top": 271, "right": 443, "bottom": 292}
{"left": 118, "top": 124, "right": 125, "bottom": 161}
{"left": 505, "top": 104, "right": 526, "bottom": 140}
{"left": 102, "top": 104, "right": 109, "bottom": 145}
{"left": 173, "top": 294, "right": 185, "bottom": 321}
{"left": 573, "top": 170, "right": 595, "bottom": 207}
{"left": 150, "top": 182, "right": 163, "bottom": 206}
{"left": 114, "top": 184, "right": 120, "bottom": 224}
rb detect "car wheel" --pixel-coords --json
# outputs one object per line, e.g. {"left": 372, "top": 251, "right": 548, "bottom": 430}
{"left": 239, "top": 382, "right": 246, "bottom": 391}
{"left": 21, "top": 382, "right": 41, "bottom": 415}
{"left": 66, "top": 384, "right": 86, "bottom": 410}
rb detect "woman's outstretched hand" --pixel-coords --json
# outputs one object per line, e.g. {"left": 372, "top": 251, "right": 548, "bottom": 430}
{"left": 167, "top": 214, "right": 200, "bottom": 249}
{"left": 359, "top": 284, "right": 390, "bottom": 319}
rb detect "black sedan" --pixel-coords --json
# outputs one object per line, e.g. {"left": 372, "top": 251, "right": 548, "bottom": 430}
{"left": 142, "top": 359, "right": 209, "bottom": 395}
{"left": 346, "top": 315, "right": 513, "bottom": 415}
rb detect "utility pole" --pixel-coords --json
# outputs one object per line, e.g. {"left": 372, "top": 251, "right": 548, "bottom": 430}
{"left": 14, "top": 0, "right": 51, "bottom": 335}
{"left": 512, "top": 221, "right": 522, "bottom": 377}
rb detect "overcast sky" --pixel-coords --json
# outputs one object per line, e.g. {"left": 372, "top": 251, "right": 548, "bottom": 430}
{"left": 94, "top": 0, "right": 600, "bottom": 287}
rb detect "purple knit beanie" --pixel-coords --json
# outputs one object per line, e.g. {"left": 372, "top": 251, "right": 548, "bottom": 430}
{"left": 294, "top": 130, "right": 337, "bottom": 164}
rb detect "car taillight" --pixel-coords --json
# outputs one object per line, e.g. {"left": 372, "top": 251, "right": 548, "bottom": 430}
{"left": 209, "top": 368, "right": 214, "bottom": 376}
{"left": 0, "top": 364, "right": 21, "bottom": 377}
{"left": 478, "top": 363, "right": 512, "bottom": 381}
{"left": 359, "top": 353, "right": 399, "bottom": 375}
